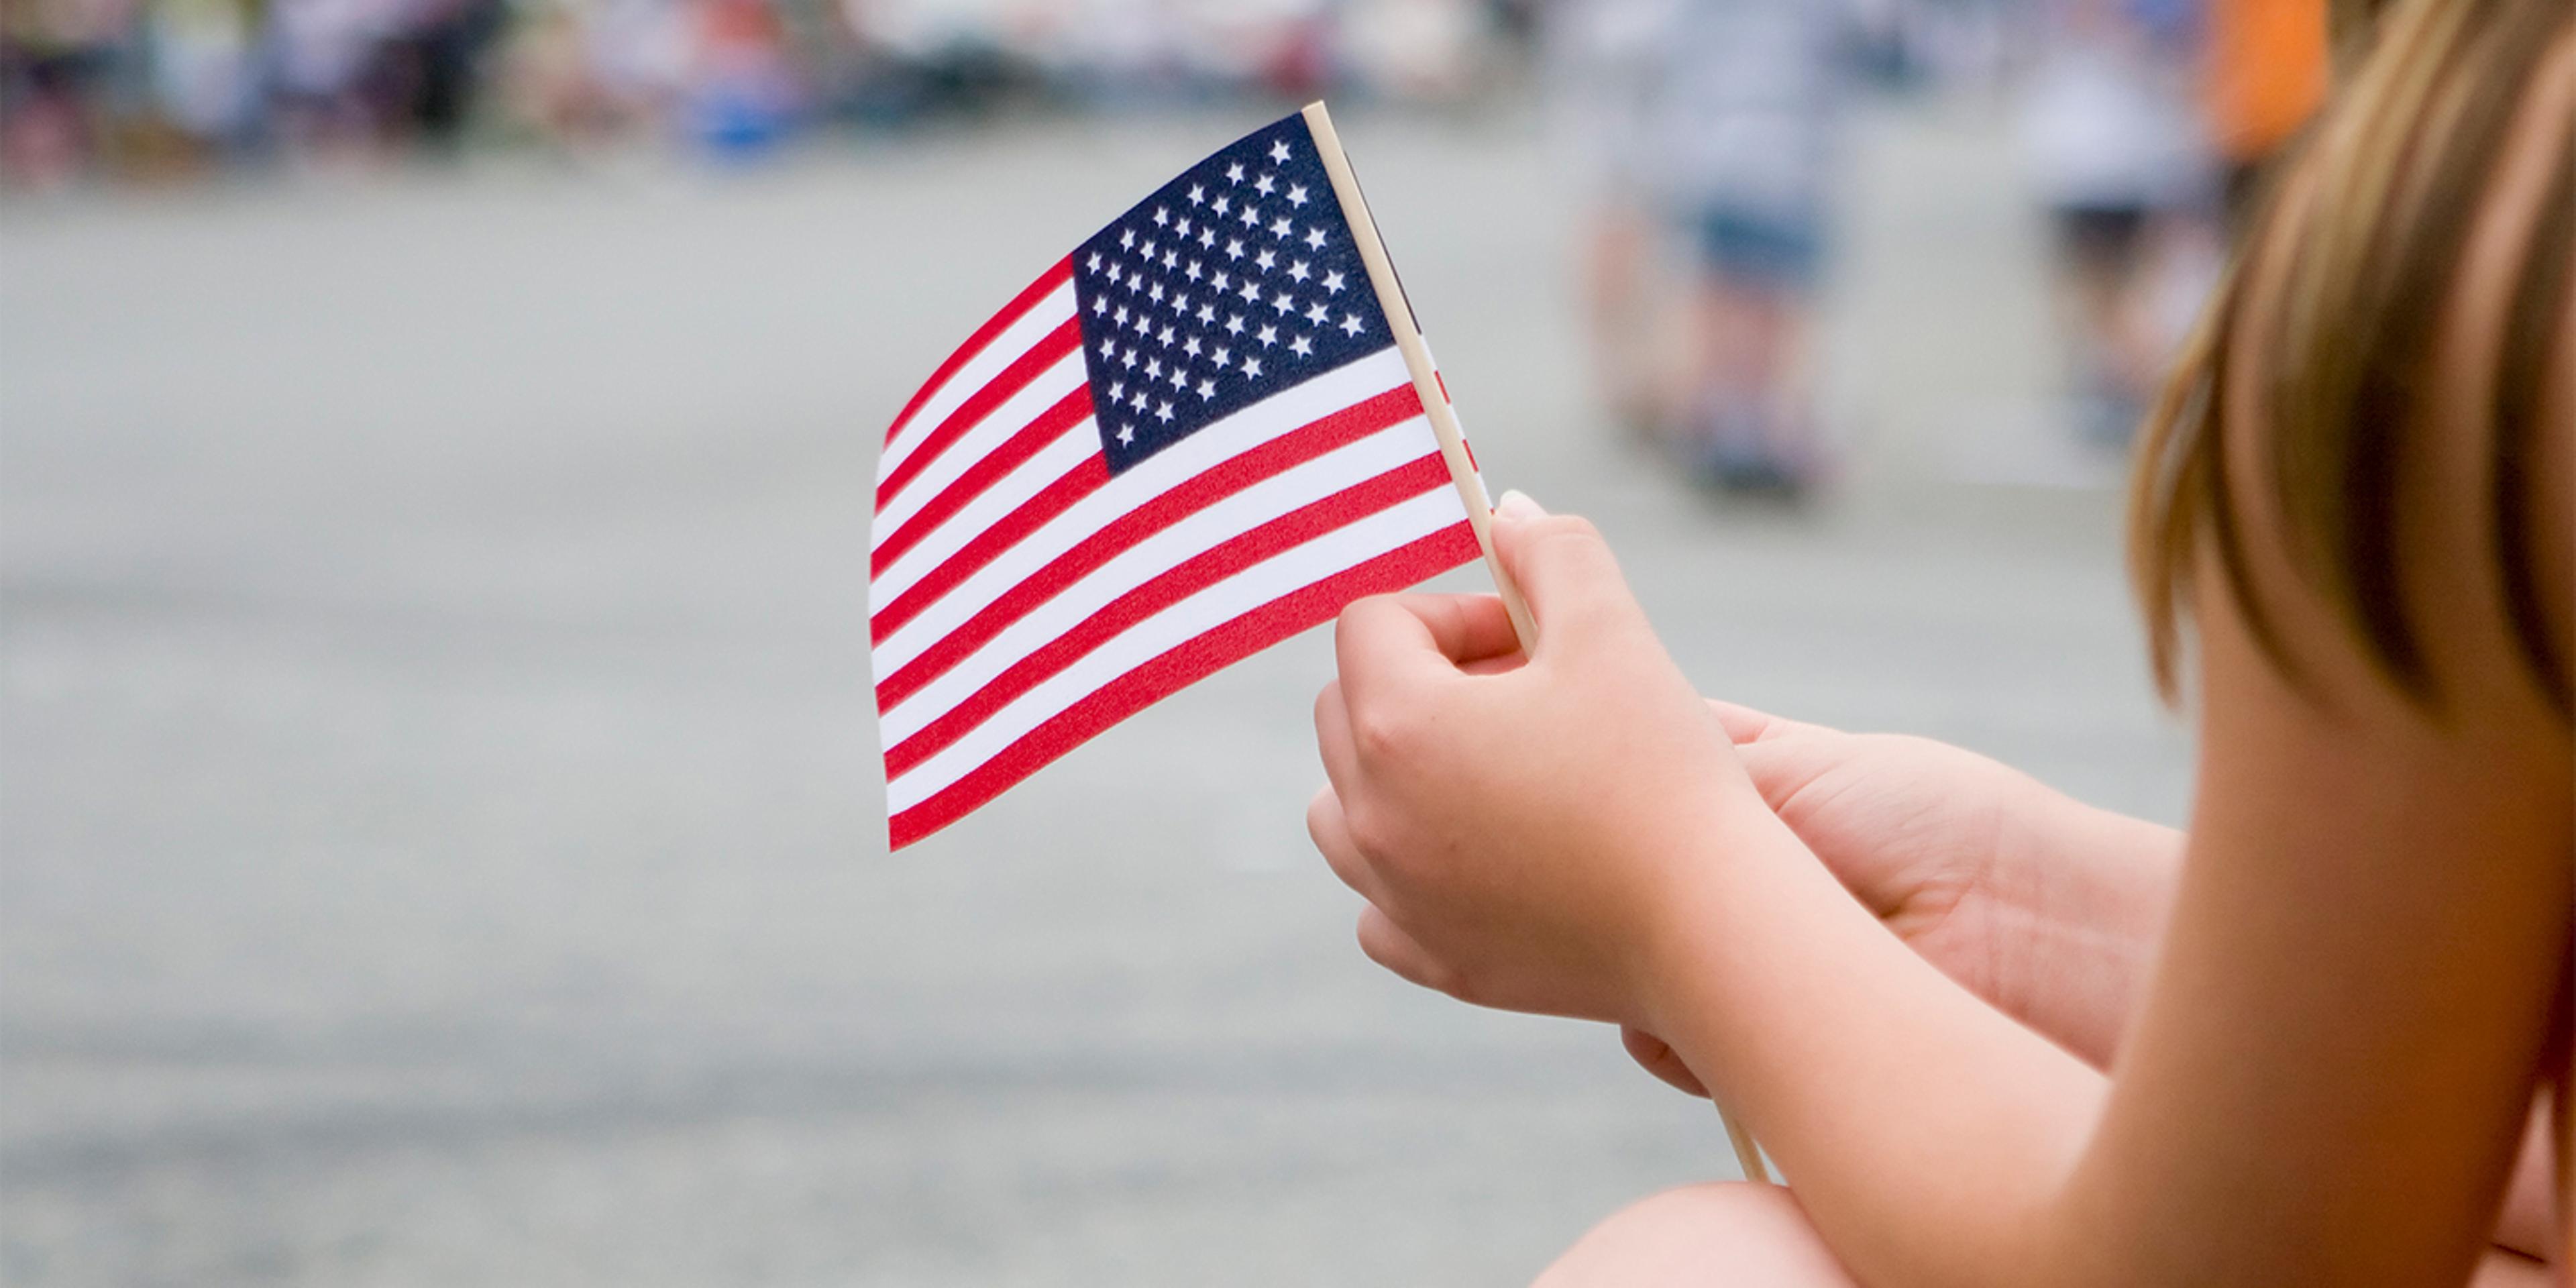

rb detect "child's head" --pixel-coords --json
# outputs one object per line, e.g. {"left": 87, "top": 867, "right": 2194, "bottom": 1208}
{"left": 2129, "top": 0, "right": 2573, "bottom": 716}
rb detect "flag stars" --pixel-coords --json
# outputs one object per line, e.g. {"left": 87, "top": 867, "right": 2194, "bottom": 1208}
{"left": 1187, "top": 183, "right": 1205, "bottom": 205}
{"left": 1225, "top": 237, "right": 1246, "bottom": 262}
{"left": 1157, "top": 400, "right": 1176, "bottom": 423}
{"left": 1087, "top": 251, "right": 1104, "bottom": 271}
{"left": 1114, "top": 305, "right": 1129, "bottom": 325}
{"left": 1171, "top": 293, "right": 1190, "bottom": 315}
{"left": 1257, "top": 323, "right": 1279, "bottom": 347}
{"left": 1226, "top": 162, "right": 1245, "bottom": 184}
{"left": 1141, "top": 239, "right": 1158, "bottom": 261}
{"left": 1131, "top": 390, "right": 1148, "bottom": 411}
{"left": 1239, "top": 205, "right": 1261, "bottom": 228}
{"left": 1340, "top": 313, "right": 1365, "bottom": 337}
{"left": 1152, "top": 207, "right": 1169, "bottom": 227}
{"left": 1158, "top": 325, "right": 1177, "bottom": 347}
{"left": 1148, "top": 282, "right": 1165, "bottom": 304}
{"left": 1146, "top": 358, "right": 1163, "bottom": 378}
{"left": 1305, "top": 302, "right": 1329, "bottom": 325}
{"left": 1271, "top": 217, "right": 1293, "bottom": 238}
{"left": 1108, "top": 380, "right": 1124, "bottom": 400}
{"left": 1130, "top": 311, "right": 1150, "bottom": 335}
{"left": 1269, "top": 139, "right": 1291, "bottom": 164}
{"left": 1323, "top": 270, "right": 1346, "bottom": 294}
{"left": 1168, "top": 366, "right": 1187, "bottom": 389}
{"left": 1224, "top": 313, "right": 1245, "bottom": 335}
{"left": 1116, "top": 423, "right": 1136, "bottom": 445}
{"left": 1211, "top": 345, "right": 1230, "bottom": 367}
{"left": 1163, "top": 250, "right": 1179, "bottom": 270}
{"left": 1287, "top": 182, "right": 1309, "bottom": 208}
{"left": 1197, "top": 378, "right": 1216, "bottom": 400}
{"left": 1092, "top": 295, "right": 1110, "bottom": 315}
{"left": 1122, "top": 350, "right": 1138, "bottom": 370}
{"left": 1291, "top": 334, "right": 1315, "bottom": 357}
{"left": 1197, "top": 304, "right": 1217, "bottom": 325}
{"left": 1287, "top": 260, "right": 1310, "bottom": 282}
{"left": 1273, "top": 290, "right": 1297, "bottom": 315}
{"left": 1198, "top": 228, "right": 1216, "bottom": 248}
{"left": 1242, "top": 356, "right": 1263, "bottom": 379}
{"left": 1254, "top": 172, "right": 1276, "bottom": 197}
{"left": 1212, "top": 195, "right": 1232, "bottom": 216}
{"left": 1256, "top": 248, "right": 1277, "bottom": 272}
{"left": 1183, "top": 335, "right": 1202, "bottom": 358}
{"left": 1120, "top": 228, "right": 1136, "bottom": 250}
{"left": 1303, "top": 227, "right": 1328, "bottom": 250}
{"left": 1185, "top": 260, "right": 1202, "bottom": 282}
{"left": 1212, "top": 271, "right": 1232, "bottom": 291}
{"left": 1238, "top": 280, "right": 1261, "bottom": 303}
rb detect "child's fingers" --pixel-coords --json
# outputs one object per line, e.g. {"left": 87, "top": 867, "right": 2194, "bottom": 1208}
{"left": 1395, "top": 592, "right": 1524, "bottom": 665}
{"left": 1332, "top": 594, "right": 1463, "bottom": 705}
{"left": 1620, "top": 1025, "right": 1711, "bottom": 1097}
{"left": 1313, "top": 679, "right": 1358, "bottom": 797}
{"left": 1355, "top": 905, "right": 1452, "bottom": 996}
{"left": 1707, "top": 698, "right": 1794, "bottom": 745}
{"left": 1489, "top": 508, "right": 1637, "bottom": 655}
{"left": 1307, "top": 786, "right": 1386, "bottom": 904}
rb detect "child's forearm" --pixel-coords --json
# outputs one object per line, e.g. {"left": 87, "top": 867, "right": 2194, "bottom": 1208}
{"left": 1650, "top": 809, "right": 2112, "bottom": 1288}
{"left": 1980, "top": 800, "right": 2182, "bottom": 1069}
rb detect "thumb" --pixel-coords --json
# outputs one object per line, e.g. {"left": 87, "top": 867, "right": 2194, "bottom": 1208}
{"left": 1489, "top": 491, "right": 1635, "bottom": 654}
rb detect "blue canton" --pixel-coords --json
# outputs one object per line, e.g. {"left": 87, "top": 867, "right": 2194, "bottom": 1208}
{"left": 1071, "top": 115, "right": 1391, "bottom": 474}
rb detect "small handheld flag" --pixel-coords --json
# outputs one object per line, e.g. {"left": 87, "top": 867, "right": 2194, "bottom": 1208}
{"left": 869, "top": 103, "right": 1516, "bottom": 850}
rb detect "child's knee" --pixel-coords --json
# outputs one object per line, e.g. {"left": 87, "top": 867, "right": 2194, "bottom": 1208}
{"left": 1534, "top": 1183, "right": 1855, "bottom": 1288}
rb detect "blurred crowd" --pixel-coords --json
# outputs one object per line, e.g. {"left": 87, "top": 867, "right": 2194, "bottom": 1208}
{"left": 5, "top": 0, "right": 2328, "bottom": 484}
{"left": 0, "top": 0, "right": 1536, "bottom": 185}
{"left": 1556, "top": 0, "right": 2324, "bottom": 494}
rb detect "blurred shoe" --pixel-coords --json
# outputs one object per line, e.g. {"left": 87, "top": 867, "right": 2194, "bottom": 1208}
{"left": 1684, "top": 398, "right": 1823, "bottom": 502}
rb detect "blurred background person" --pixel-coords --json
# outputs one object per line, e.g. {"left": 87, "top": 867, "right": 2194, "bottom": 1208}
{"left": 2199, "top": 0, "right": 2322, "bottom": 228}
{"left": 1550, "top": 0, "right": 1851, "bottom": 501}
{"left": 2014, "top": 0, "right": 2215, "bottom": 446}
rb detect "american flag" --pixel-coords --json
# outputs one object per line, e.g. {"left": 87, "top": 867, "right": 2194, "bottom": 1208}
{"left": 870, "top": 111, "right": 1488, "bottom": 848}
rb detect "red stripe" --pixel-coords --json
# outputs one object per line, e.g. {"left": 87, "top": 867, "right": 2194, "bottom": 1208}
{"left": 873, "top": 385, "right": 1092, "bottom": 575}
{"left": 886, "top": 521, "right": 1481, "bottom": 849}
{"left": 872, "top": 458, "right": 1111, "bottom": 643}
{"left": 882, "top": 453, "right": 1454, "bottom": 779}
{"left": 872, "top": 382, "right": 1423, "bottom": 694}
{"left": 877, "top": 319, "right": 1083, "bottom": 510}
{"left": 885, "top": 258, "right": 1075, "bottom": 449}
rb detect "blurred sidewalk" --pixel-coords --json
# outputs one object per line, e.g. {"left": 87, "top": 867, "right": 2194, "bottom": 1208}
{"left": 0, "top": 99, "right": 2188, "bottom": 1287}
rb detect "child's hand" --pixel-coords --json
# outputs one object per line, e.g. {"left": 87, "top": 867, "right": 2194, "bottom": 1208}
{"left": 1306, "top": 495, "right": 1780, "bottom": 1026}
{"left": 1625, "top": 708, "right": 2184, "bottom": 1093}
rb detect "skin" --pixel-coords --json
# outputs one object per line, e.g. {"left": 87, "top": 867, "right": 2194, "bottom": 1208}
{"left": 1307, "top": 41, "right": 2575, "bottom": 1287}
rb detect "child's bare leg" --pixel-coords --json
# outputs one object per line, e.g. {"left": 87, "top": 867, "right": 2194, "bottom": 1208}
{"left": 1535, "top": 1182, "right": 2554, "bottom": 1286}
{"left": 1532, "top": 1183, "right": 1856, "bottom": 1288}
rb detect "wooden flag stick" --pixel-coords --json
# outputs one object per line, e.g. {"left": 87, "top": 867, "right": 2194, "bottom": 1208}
{"left": 1301, "top": 101, "right": 1773, "bottom": 1187}
{"left": 1299, "top": 101, "right": 1537, "bottom": 651}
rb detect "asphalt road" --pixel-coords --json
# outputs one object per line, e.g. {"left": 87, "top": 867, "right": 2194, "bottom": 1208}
{"left": 1, "top": 101, "right": 2191, "bottom": 1286}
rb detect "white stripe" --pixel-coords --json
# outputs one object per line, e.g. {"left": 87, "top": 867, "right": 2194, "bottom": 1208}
{"left": 869, "top": 347, "right": 1413, "bottom": 623}
{"left": 873, "top": 352, "right": 1087, "bottom": 544}
{"left": 875, "top": 419, "right": 1440, "bottom": 742}
{"left": 869, "top": 420, "right": 1096, "bottom": 616}
{"left": 885, "top": 490, "right": 1463, "bottom": 812}
{"left": 878, "top": 280, "right": 1079, "bottom": 486}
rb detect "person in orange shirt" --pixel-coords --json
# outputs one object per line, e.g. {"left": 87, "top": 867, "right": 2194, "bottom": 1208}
{"left": 2204, "top": 0, "right": 2328, "bottom": 225}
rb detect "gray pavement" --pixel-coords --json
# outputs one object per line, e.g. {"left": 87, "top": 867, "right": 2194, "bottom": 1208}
{"left": 1, "top": 101, "right": 2191, "bottom": 1286}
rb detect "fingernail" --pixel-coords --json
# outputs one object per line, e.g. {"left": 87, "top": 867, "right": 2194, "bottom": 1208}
{"left": 1495, "top": 488, "right": 1544, "bottom": 520}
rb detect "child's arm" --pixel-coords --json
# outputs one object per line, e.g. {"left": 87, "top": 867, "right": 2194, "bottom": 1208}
{"left": 1680, "top": 704, "right": 2183, "bottom": 1070}
{"left": 1309, "top": 506, "right": 2565, "bottom": 1287}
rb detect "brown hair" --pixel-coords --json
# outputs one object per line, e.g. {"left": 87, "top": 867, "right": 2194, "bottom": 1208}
{"left": 2127, "top": 0, "right": 2575, "bottom": 715}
